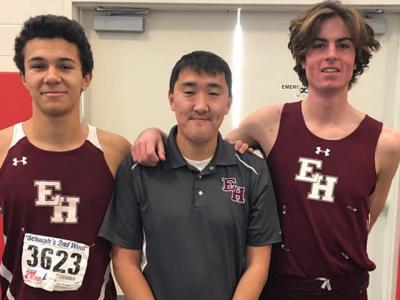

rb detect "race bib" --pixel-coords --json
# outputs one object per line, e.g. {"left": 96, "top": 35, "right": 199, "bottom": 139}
{"left": 21, "top": 233, "right": 90, "bottom": 292}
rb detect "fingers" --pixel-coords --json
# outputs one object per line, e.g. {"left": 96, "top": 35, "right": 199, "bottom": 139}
{"left": 233, "top": 140, "right": 244, "bottom": 151}
{"left": 144, "top": 141, "right": 161, "bottom": 166}
{"left": 237, "top": 143, "right": 249, "bottom": 154}
{"left": 130, "top": 129, "right": 165, "bottom": 166}
{"left": 130, "top": 141, "right": 158, "bottom": 166}
{"left": 233, "top": 140, "right": 251, "bottom": 154}
{"left": 156, "top": 140, "right": 166, "bottom": 161}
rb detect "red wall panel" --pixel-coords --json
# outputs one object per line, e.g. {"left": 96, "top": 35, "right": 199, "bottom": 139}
{"left": 0, "top": 72, "right": 32, "bottom": 130}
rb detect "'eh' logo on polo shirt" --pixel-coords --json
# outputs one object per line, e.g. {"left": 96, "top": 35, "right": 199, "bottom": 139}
{"left": 221, "top": 178, "right": 246, "bottom": 204}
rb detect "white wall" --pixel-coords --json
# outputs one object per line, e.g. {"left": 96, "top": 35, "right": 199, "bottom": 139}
{"left": 0, "top": 0, "right": 66, "bottom": 71}
{"left": 80, "top": 5, "right": 400, "bottom": 300}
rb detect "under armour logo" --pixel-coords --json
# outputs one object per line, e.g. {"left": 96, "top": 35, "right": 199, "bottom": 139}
{"left": 315, "top": 147, "right": 331, "bottom": 157}
{"left": 13, "top": 156, "right": 28, "bottom": 166}
{"left": 221, "top": 178, "right": 246, "bottom": 204}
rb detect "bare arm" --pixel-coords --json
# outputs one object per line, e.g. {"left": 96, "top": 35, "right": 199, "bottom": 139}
{"left": 232, "top": 245, "right": 271, "bottom": 300}
{"left": 112, "top": 246, "right": 155, "bottom": 300}
{"left": 0, "top": 127, "right": 13, "bottom": 169}
{"left": 225, "top": 104, "right": 282, "bottom": 156}
{"left": 97, "top": 129, "right": 131, "bottom": 177}
{"left": 368, "top": 126, "right": 400, "bottom": 231}
{"left": 131, "top": 127, "right": 167, "bottom": 166}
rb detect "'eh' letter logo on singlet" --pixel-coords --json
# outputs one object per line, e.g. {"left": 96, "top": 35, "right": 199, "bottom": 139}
{"left": 221, "top": 178, "right": 246, "bottom": 204}
{"left": 294, "top": 158, "right": 338, "bottom": 202}
{"left": 34, "top": 181, "right": 80, "bottom": 223}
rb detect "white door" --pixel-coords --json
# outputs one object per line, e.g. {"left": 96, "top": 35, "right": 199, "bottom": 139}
{"left": 80, "top": 7, "right": 400, "bottom": 299}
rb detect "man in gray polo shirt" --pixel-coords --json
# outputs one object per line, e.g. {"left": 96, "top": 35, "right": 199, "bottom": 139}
{"left": 99, "top": 50, "right": 281, "bottom": 300}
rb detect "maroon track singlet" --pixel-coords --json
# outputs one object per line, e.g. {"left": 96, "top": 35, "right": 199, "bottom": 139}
{"left": 267, "top": 101, "right": 382, "bottom": 278}
{"left": 0, "top": 123, "right": 116, "bottom": 299}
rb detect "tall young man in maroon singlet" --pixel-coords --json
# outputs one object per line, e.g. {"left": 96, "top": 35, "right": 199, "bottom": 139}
{"left": 130, "top": 2, "right": 400, "bottom": 299}
{"left": 0, "top": 15, "right": 130, "bottom": 299}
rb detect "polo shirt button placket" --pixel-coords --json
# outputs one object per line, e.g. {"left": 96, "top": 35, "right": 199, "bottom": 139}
{"left": 194, "top": 164, "right": 214, "bottom": 207}
{"left": 194, "top": 170, "right": 206, "bottom": 208}
{"left": 194, "top": 186, "right": 206, "bottom": 208}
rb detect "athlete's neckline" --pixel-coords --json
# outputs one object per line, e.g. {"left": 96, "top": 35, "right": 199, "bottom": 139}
{"left": 18, "top": 122, "right": 90, "bottom": 154}
{"left": 298, "top": 101, "right": 368, "bottom": 142}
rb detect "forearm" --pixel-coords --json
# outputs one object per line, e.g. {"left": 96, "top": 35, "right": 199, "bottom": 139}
{"left": 113, "top": 262, "right": 155, "bottom": 300}
{"left": 368, "top": 201, "right": 385, "bottom": 232}
{"left": 232, "top": 246, "right": 270, "bottom": 300}
{"left": 112, "top": 246, "right": 155, "bottom": 300}
{"left": 232, "top": 263, "right": 268, "bottom": 300}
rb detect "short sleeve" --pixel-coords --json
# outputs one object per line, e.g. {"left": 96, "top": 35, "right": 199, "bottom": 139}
{"left": 247, "top": 161, "right": 281, "bottom": 246}
{"left": 99, "top": 154, "right": 143, "bottom": 249}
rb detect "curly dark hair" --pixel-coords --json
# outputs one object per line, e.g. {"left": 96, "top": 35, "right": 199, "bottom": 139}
{"left": 288, "top": 1, "right": 380, "bottom": 89}
{"left": 14, "top": 14, "right": 93, "bottom": 76}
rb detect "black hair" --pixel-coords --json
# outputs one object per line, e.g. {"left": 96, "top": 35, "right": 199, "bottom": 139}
{"left": 169, "top": 50, "right": 232, "bottom": 97}
{"left": 14, "top": 14, "right": 93, "bottom": 76}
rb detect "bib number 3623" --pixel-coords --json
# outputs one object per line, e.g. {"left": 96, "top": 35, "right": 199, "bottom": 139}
{"left": 21, "top": 233, "right": 90, "bottom": 292}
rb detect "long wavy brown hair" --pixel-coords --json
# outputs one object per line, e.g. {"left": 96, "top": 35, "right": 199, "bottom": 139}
{"left": 288, "top": 1, "right": 380, "bottom": 89}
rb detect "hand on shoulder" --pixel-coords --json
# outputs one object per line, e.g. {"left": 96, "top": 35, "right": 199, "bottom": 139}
{"left": 131, "top": 127, "right": 166, "bottom": 166}
{"left": 230, "top": 140, "right": 254, "bottom": 154}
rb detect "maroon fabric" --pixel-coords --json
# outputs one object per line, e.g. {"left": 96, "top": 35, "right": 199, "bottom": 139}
{"left": 267, "top": 101, "right": 382, "bottom": 279}
{"left": 0, "top": 136, "right": 116, "bottom": 299}
{"left": 261, "top": 271, "right": 369, "bottom": 300}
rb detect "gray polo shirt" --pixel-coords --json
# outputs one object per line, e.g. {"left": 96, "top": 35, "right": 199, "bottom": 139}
{"left": 99, "top": 125, "right": 281, "bottom": 300}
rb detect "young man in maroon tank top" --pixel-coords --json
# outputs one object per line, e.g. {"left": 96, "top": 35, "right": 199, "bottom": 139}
{"left": 130, "top": 2, "right": 400, "bottom": 299}
{"left": 0, "top": 15, "right": 129, "bottom": 299}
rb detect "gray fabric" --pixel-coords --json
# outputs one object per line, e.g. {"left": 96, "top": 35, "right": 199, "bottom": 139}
{"left": 99, "top": 125, "right": 281, "bottom": 300}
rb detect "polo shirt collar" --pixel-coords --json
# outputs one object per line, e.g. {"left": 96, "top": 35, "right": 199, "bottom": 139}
{"left": 162, "top": 125, "right": 238, "bottom": 170}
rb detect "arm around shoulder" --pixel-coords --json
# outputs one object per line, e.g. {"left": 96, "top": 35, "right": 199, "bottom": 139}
{"left": 131, "top": 127, "right": 167, "bottom": 166}
{"left": 369, "top": 126, "right": 400, "bottom": 230}
{"left": 225, "top": 103, "right": 283, "bottom": 156}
